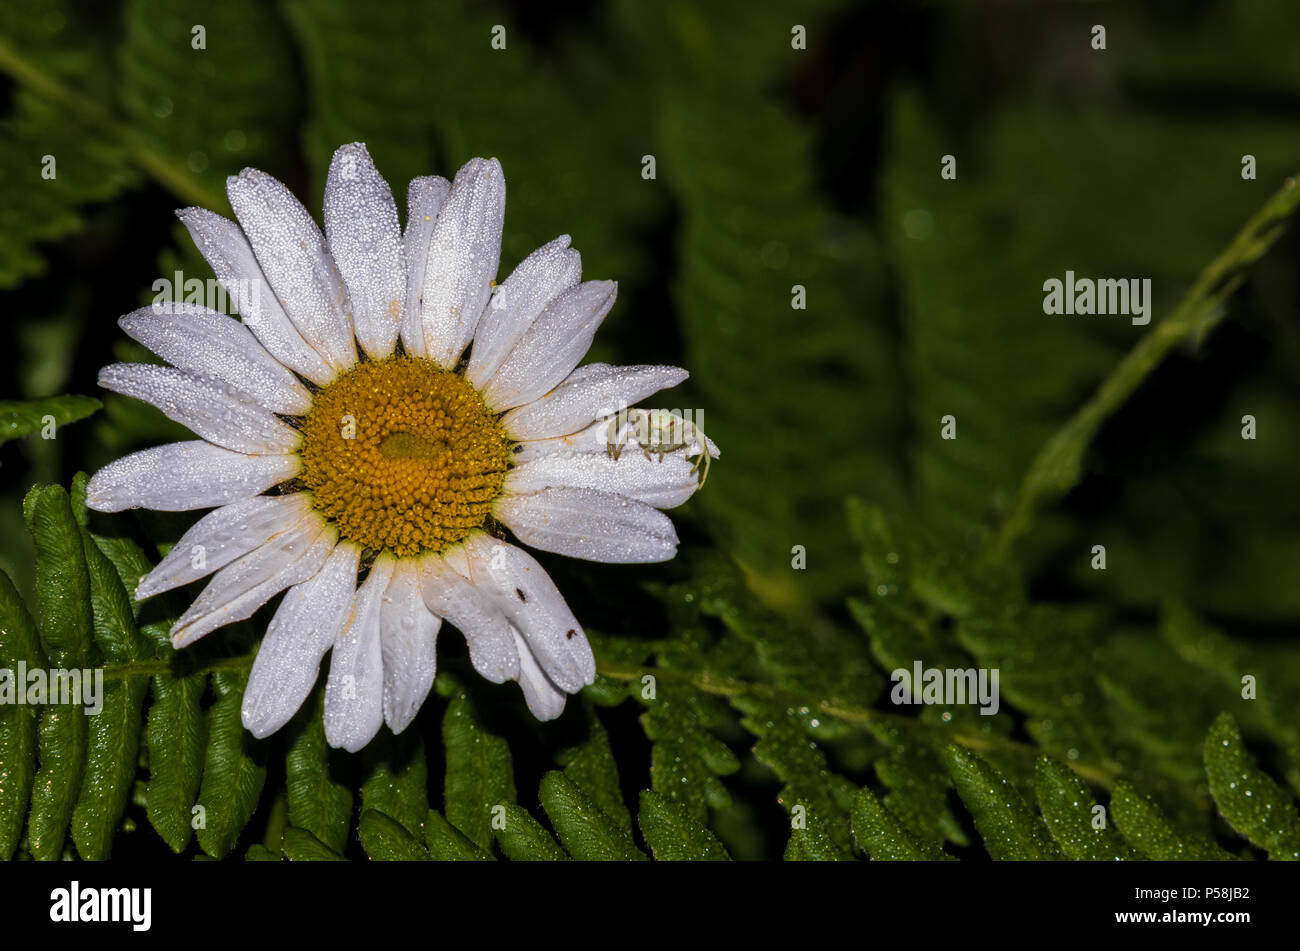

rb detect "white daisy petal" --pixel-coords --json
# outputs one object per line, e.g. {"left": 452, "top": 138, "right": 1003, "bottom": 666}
{"left": 324, "top": 143, "right": 406, "bottom": 360}
{"left": 227, "top": 168, "right": 357, "bottom": 373}
{"left": 461, "top": 535, "right": 594, "bottom": 693}
{"left": 86, "top": 441, "right": 300, "bottom": 513}
{"left": 324, "top": 554, "right": 394, "bottom": 752}
{"left": 439, "top": 543, "right": 471, "bottom": 578}
{"left": 379, "top": 558, "right": 440, "bottom": 733}
{"left": 400, "top": 175, "right": 451, "bottom": 357}
{"left": 419, "top": 554, "right": 520, "bottom": 684}
{"left": 466, "top": 235, "right": 581, "bottom": 390}
{"left": 98, "top": 363, "right": 300, "bottom": 455}
{"left": 413, "top": 157, "right": 505, "bottom": 368}
{"left": 170, "top": 517, "right": 335, "bottom": 648}
{"left": 511, "top": 630, "right": 567, "bottom": 721}
{"left": 481, "top": 280, "right": 618, "bottom": 411}
{"left": 500, "top": 363, "right": 688, "bottom": 440}
{"left": 510, "top": 418, "right": 616, "bottom": 464}
{"left": 241, "top": 542, "right": 361, "bottom": 738}
{"left": 136, "top": 494, "right": 310, "bottom": 599}
{"left": 177, "top": 207, "right": 334, "bottom": 385}
{"left": 495, "top": 486, "right": 679, "bottom": 563}
{"left": 120, "top": 303, "right": 313, "bottom": 416}
{"left": 505, "top": 451, "right": 700, "bottom": 510}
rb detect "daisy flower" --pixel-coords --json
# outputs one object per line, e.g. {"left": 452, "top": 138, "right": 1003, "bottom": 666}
{"left": 86, "top": 144, "right": 718, "bottom": 751}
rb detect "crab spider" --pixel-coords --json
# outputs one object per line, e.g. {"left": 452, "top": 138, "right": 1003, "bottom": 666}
{"left": 605, "top": 408, "right": 717, "bottom": 488}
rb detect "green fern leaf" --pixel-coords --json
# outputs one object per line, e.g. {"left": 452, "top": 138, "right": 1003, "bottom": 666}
{"left": 538, "top": 771, "right": 646, "bottom": 861}
{"left": 70, "top": 674, "right": 146, "bottom": 860}
{"left": 0, "top": 396, "right": 100, "bottom": 448}
{"left": 783, "top": 822, "right": 849, "bottom": 861}
{"left": 640, "top": 685, "right": 738, "bottom": 821}
{"left": 74, "top": 509, "right": 152, "bottom": 839}
{"left": 424, "top": 809, "right": 493, "bottom": 861}
{"left": 442, "top": 690, "right": 514, "bottom": 852}
{"left": 944, "top": 745, "right": 1062, "bottom": 861}
{"left": 555, "top": 700, "right": 631, "bottom": 836}
{"left": 285, "top": 688, "right": 353, "bottom": 855}
{"left": 851, "top": 786, "right": 952, "bottom": 861}
{"left": 25, "top": 484, "right": 95, "bottom": 668}
{"left": 700, "top": 548, "right": 884, "bottom": 722}
{"left": 0, "top": 569, "right": 43, "bottom": 859}
{"left": 74, "top": 522, "right": 208, "bottom": 854}
{"left": 359, "top": 808, "right": 428, "bottom": 861}
{"left": 1204, "top": 713, "right": 1300, "bottom": 860}
{"left": 281, "top": 825, "right": 346, "bottom": 861}
{"left": 145, "top": 672, "right": 207, "bottom": 853}
{"left": 360, "top": 730, "right": 428, "bottom": 840}
{"left": 28, "top": 705, "right": 86, "bottom": 861}
{"left": 493, "top": 804, "right": 568, "bottom": 862}
{"left": 732, "top": 695, "right": 856, "bottom": 860}
{"left": 869, "top": 733, "right": 969, "bottom": 850}
{"left": 1109, "top": 781, "right": 1235, "bottom": 861}
{"left": 638, "top": 790, "right": 730, "bottom": 861}
{"left": 69, "top": 519, "right": 149, "bottom": 859}
{"left": 195, "top": 671, "right": 267, "bottom": 858}
{"left": 76, "top": 509, "right": 147, "bottom": 663}
{"left": 24, "top": 484, "right": 95, "bottom": 860}
{"left": 1034, "top": 756, "right": 1136, "bottom": 861}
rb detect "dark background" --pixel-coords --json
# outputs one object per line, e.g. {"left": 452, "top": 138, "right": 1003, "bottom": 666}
{"left": 1, "top": 0, "right": 1298, "bottom": 861}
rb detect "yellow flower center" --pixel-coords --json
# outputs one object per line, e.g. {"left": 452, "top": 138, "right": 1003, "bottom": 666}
{"left": 298, "top": 356, "right": 510, "bottom": 557}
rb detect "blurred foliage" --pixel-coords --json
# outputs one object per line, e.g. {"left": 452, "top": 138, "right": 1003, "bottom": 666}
{"left": 2, "top": 0, "right": 1300, "bottom": 861}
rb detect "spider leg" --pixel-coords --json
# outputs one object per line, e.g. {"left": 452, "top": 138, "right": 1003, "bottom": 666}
{"left": 607, "top": 423, "right": 628, "bottom": 462}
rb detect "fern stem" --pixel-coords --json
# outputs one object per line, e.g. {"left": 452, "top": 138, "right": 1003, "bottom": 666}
{"left": 98, "top": 654, "right": 254, "bottom": 680}
{"left": 992, "top": 174, "right": 1300, "bottom": 556}
{"left": 262, "top": 792, "right": 288, "bottom": 852}
{"left": 0, "top": 36, "right": 227, "bottom": 210}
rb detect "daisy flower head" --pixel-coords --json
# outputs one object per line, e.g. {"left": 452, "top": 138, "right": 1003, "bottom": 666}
{"left": 86, "top": 144, "right": 719, "bottom": 751}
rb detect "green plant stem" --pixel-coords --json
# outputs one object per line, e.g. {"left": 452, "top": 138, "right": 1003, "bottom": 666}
{"left": 99, "top": 655, "right": 254, "bottom": 680}
{"left": 0, "top": 36, "right": 227, "bottom": 210}
{"left": 262, "top": 792, "right": 288, "bottom": 852}
{"left": 992, "top": 173, "right": 1300, "bottom": 556}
